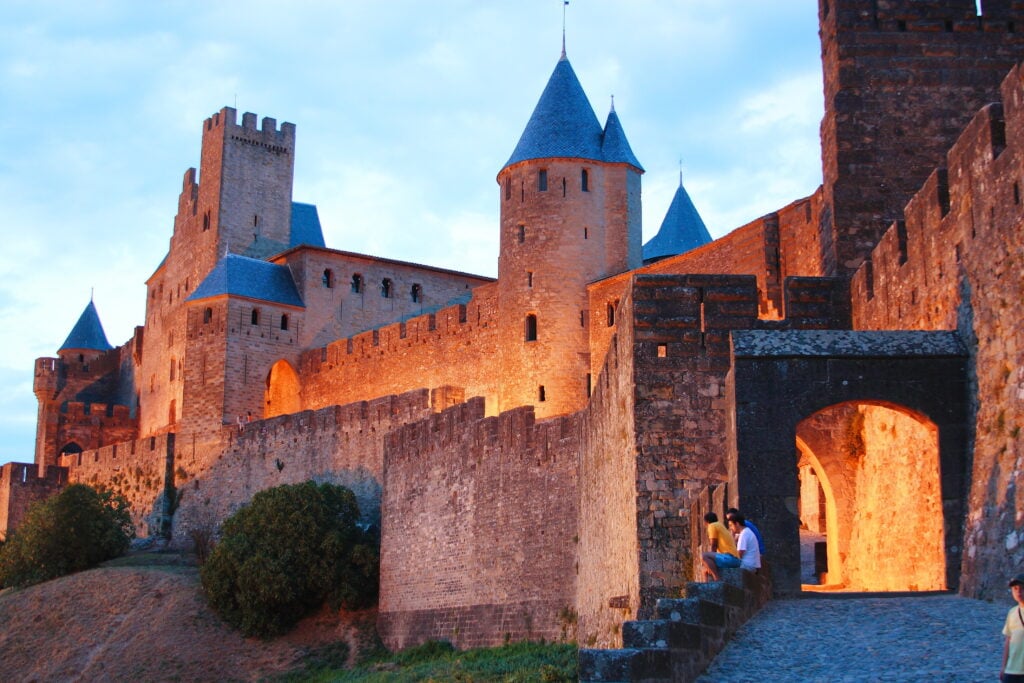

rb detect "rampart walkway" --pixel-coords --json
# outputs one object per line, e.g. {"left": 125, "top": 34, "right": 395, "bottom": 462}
{"left": 696, "top": 593, "right": 1008, "bottom": 682}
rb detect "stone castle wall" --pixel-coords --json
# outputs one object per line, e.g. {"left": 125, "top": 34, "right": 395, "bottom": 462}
{"left": 170, "top": 389, "right": 438, "bottom": 545}
{"left": 378, "top": 398, "right": 580, "bottom": 650}
{"left": 820, "top": 0, "right": 1024, "bottom": 276}
{"left": 850, "top": 62, "right": 1024, "bottom": 599}
{"left": 59, "top": 434, "right": 173, "bottom": 537}
{"left": 298, "top": 284, "right": 502, "bottom": 416}
{"left": 0, "top": 463, "right": 68, "bottom": 541}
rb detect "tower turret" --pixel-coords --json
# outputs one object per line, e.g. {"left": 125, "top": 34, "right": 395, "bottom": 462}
{"left": 642, "top": 173, "right": 712, "bottom": 264}
{"left": 496, "top": 54, "right": 643, "bottom": 417}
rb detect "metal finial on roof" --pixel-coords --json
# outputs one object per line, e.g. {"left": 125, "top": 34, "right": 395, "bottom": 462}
{"left": 561, "top": 0, "right": 568, "bottom": 59}
{"left": 679, "top": 157, "right": 684, "bottom": 186}
{"left": 610, "top": 94, "right": 615, "bottom": 113}
{"left": 90, "top": 286, "right": 94, "bottom": 302}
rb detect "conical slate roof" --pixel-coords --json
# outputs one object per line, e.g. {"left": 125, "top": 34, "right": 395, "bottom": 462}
{"left": 503, "top": 55, "right": 642, "bottom": 172}
{"left": 642, "top": 179, "right": 712, "bottom": 262}
{"left": 186, "top": 253, "right": 304, "bottom": 307}
{"left": 601, "top": 108, "right": 643, "bottom": 170}
{"left": 60, "top": 300, "right": 113, "bottom": 352}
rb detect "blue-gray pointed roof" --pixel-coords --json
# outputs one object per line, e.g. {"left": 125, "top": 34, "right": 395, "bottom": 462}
{"left": 505, "top": 56, "right": 645, "bottom": 172}
{"left": 642, "top": 180, "right": 712, "bottom": 262}
{"left": 186, "top": 253, "right": 304, "bottom": 307}
{"left": 60, "top": 300, "right": 113, "bottom": 352}
{"left": 601, "top": 109, "right": 643, "bottom": 170}
{"left": 290, "top": 202, "right": 325, "bottom": 249}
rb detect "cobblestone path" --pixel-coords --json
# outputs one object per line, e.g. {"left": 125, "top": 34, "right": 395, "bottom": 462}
{"left": 697, "top": 594, "right": 1009, "bottom": 682}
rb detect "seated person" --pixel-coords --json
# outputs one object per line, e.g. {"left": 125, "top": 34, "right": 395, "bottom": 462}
{"left": 701, "top": 512, "right": 739, "bottom": 581}
{"left": 728, "top": 507, "right": 765, "bottom": 555}
{"left": 727, "top": 511, "right": 762, "bottom": 572}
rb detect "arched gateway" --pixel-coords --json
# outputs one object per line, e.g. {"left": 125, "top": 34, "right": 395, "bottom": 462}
{"left": 729, "top": 330, "right": 969, "bottom": 594}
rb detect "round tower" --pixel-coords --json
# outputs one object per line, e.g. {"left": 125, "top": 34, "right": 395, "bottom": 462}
{"left": 496, "top": 53, "right": 643, "bottom": 418}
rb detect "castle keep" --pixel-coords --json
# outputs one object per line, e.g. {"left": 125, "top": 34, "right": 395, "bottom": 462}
{"left": 5, "top": 0, "right": 1024, "bottom": 664}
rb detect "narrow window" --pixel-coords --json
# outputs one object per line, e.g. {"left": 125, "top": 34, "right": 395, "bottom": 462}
{"left": 322, "top": 269, "right": 334, "bottom": 288}
{"left": 527, "top": 271, "right": 533, "bottom": 288}
{"left": 203, "top": 307, "right": 213, "bottom": 324}
{"left": 539, "top": 169, "right": 548, "bottom": 192}
{"left": 251, "top": 308, "right": 259, "bottom": 325}
{"left": 581, "top": 168, "right": 589, "bottom": 192}
{"left": 518, "top": 225, "right": 526, "bottom": 243}
{"left": 351, "top": 274, "right": 363, "bottom": 293}
{"left": 525, "top": 314, "right": 538, "bottom": 342}
{"left": 579, "top": 310, "right": 586, "bottom": 327}
{"left": 607, "top": 302, "right": 615, "bottom": 327}
{"left": 1015, "top": 182, "right": 1020, "bottom": 205}
{"left": 562, "top": 177, "right": 567, "bottom": 197}
{"left": 505, "top": 177, "right": 511, "bottom": 200}
{"left": 586, "top": 374, "right": 592, "bottom": 398}
{"left": 280, "top": 314, "right": 289, "bottom": 330}
{"left": 411, "top": 284, "right": 422, "bottom": 303}
{"left": 657, "top": 344, "right": 667, "bottom": 358}
{"left": 169, "top": 358, "right": 176, "bottom": 382}
{"left": 253, "top": 214, "right": 259, "bottom": 227}
{"left": 202, "top": 211, "right": 210, "bottom": 231}
{"left": 538, "top": 385, "right": 546, "bottom": 402}
{"left": 584, "top": 227, "right": 588, "bottom": 239}
{"left": 381, "top": 278, "right": 392, "bottom": 298}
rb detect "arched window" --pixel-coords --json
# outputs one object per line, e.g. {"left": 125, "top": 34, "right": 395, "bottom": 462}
{"left": 525, "top": 314, "right": 538, "bottom": 342}
{"left": 607, "top": 302, "right": 616, "bottom": 327}
{"left": 280, "top": 314, "right": 289, "bottom": 331}
{"left": 381, "top": 278, "right": 392, "bottom": 298}
{"left": 411, "top": 284, "right": 422, "bottom": 303}
{"left": 581, "top": 168, "right": 589, "bottom": 192}
{"left": 351, "top": 274, "right": 362, "bottom": 293}
{"left": 204, "top": 307, "right": 213, "bottom": 324}
{"left": 538, "top": 169, "right": 548, "bottom": 192}
{"left": 322, "top": 269, "right": 334, "bottom": 288}
{"left": 251, "top": 308, "right": 259, "bottom": 325}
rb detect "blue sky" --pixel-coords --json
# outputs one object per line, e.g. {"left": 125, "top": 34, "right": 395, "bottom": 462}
{"left": 0, "top": 1, "right": 822, "bottom": 465}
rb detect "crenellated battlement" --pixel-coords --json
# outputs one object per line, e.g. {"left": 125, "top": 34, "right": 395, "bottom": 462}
{"left": 851, "top": 65, "right": 1022, "bottom": 329}
{"left": 203, "top": 106, "right": 295, "bottom": 151}
{"left": 59, "top": 401, "right": 132, "bottom": 422}
{"left": 825, "top": 0, "right": 1014, "bottom": 31}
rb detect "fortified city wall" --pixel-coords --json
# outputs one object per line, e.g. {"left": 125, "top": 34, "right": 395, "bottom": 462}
{"left": 378, "top": 399, "right": 580, "bottom": 651}
{"left": 59, "top": 434, "right": 174, "bottom": 537}
{"left": 850, "top": 62, "right": 1024, "bottom": 599}
{"left": 0, "top": 463, "right": 68, "bottom": 541}
{"left": 298, "top": 284, "right": 502, "bottom": 416}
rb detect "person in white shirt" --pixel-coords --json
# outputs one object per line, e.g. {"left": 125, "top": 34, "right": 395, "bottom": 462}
{"left": 727, "top": 511, "right": 761, "bottom": 572}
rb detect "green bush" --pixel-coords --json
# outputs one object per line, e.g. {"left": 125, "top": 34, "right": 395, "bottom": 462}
{"left": 200, "top": 481, "right": 379, "bottom": 637}
{"left": 0, "top": 483, "right": 134, "bottom": 588}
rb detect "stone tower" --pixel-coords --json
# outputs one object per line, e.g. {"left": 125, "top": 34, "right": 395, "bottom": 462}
{"left": 819, "top": 0, "right": 1024, "bottom": 276}
{"left": 496, "top": 53, "right": 643, "bottom": 417}
{"left": 137, "top": 108, "right": 296, "bottom": 436}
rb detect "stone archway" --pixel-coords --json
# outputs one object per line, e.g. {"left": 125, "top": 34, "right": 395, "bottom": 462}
{"left": 264, "top": 359, "right": 301, "bottom": 418}
{"left": 728, "top": 330, "right": 969, "bottom": 594}
{"left": 796, "top": 402, "right": 944, "bottom": 592}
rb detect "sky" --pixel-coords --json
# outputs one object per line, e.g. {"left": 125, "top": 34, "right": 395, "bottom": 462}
{"left": 0, "top": 1, "right": 824, "bottom": 465}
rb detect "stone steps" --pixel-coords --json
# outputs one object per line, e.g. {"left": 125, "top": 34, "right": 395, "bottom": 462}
{"left": 579, "top": 567, "right": 771, "bottom": 682}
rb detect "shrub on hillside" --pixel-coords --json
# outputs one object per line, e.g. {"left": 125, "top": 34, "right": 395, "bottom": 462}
{"left": 0, "top": 484, "right": 134, "bottom": 588}
{"left": 200, "top": 481, "right": 379, "bottom": 637}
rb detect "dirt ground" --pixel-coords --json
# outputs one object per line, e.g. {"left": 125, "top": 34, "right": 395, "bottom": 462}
{"left": 0, "top": 552, "right": 374, "bottom": 682}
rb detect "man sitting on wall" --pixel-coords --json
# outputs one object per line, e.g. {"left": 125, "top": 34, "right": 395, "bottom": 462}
{"left": 701, "top": 512, "right": 740, "bottom": 581}
{"left": 727, "top": 511, "right": 762, "bottom": 573}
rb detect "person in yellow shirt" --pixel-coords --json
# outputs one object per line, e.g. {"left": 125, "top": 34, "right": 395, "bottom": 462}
{"left": 1002, "top": 573, "right": 1024, "bottom": 682}
{"left": 701, "top": 512, "right": 739, "bottom": 581}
